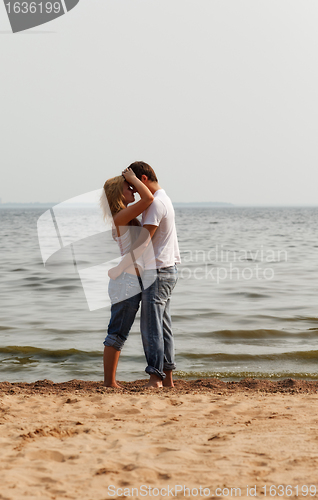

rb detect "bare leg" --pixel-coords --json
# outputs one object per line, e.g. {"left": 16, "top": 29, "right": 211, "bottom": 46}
{"left": 163, "top": 369, "right": 174, "bottom": 387}
{"left": 103, "top": 346, "right": 122, "bottom": 388}
{"left": 145, "top": 374, "right": 163, "bottom": 388}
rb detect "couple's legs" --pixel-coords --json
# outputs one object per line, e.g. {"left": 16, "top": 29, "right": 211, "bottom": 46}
{"left": 140, "top": 267, "right": 177, "bottom": 388}
{"left": 103, "top": 268, "right": 177, "bottom": 389}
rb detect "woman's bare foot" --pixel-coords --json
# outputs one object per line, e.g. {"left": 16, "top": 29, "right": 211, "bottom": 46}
{"left": 103, "top": 346, "right": 121, "bottom": 388}
{"left": 145, "top": 374, "right": 163, "bottom": 388}
{"left": 103, "top": 382, "right": 123, "bottom": 389}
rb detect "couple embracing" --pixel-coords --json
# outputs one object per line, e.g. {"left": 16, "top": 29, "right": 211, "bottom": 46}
{"left": 101, "top": 161, "right": 181, "bottom": 388}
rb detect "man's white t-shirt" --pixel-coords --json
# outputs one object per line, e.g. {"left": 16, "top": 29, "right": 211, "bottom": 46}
{"left": 141, "top": 189, "right": 181, "bottom": 270}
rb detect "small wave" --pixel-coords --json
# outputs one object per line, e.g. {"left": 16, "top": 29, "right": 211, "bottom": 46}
{"left": 0, "top": 346, "right": 102, "bottom": 360}
{"left": 22, "top": 283, "right": 43, "bottom": 288}
{"left": 253, "top": 314, "right": 318, "bottom": 324}
{"left": 173, "top": 311, "right": 224, "bottom": 321}
{"left": 174, "top": 370, "right": 318, "bottom": 381}
{"left": 44, "top": 278, "right": 78, "bottom": 285}
{"left": 200, "top": 329, "right": 318, "bottom": 339}
{"left": 296, "top": 316, "right": 318, "bottom": 323}
{"left": 227, "top": 292, "right": 270, "bottom": 298}
{"left": 179, "top": 350, "right": 318, "bottom": 362}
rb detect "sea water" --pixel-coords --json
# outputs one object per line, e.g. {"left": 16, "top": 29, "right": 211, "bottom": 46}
{"left": 0, "top": 206, "right": 317, "bottom": 382}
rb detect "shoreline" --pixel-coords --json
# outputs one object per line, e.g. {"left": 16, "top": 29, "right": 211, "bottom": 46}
{"left": 1, "top": 377, "right": 318, "bottom": 395}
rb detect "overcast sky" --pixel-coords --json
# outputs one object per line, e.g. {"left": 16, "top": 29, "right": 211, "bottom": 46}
{"left": 1, "top": 0, "right": 318, "bottom": 205}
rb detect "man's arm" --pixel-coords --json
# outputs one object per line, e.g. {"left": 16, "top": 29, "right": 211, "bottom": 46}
{"left": 108, "top": 225, "right": 158, "bottom": 280}
{"left": 142, "top": 224, "right": 157, "bottom": 239}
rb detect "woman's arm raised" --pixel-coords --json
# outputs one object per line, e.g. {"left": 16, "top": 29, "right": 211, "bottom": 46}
{"left": 112, "top": 168, "right": 154, "bottom": 227}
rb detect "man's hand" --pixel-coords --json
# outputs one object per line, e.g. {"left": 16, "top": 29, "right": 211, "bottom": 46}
{"left": 108, "top": 265, "right": 122, "bottom": 280}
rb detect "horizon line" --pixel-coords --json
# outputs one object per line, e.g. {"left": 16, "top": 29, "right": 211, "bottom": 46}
{"left": 1, "top": 201, "right": 318, "bottom": 208}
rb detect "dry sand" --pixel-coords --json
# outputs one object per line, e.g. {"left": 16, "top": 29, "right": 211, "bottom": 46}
{"left": 0, "top": 379, "right": 318, "bottom": 500}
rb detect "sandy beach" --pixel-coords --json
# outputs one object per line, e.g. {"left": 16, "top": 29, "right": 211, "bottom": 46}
{"left": 0, "top": 379, "right": 318, "bottom": 500}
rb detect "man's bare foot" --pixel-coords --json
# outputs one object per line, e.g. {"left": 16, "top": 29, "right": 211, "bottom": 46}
{"left": 145, "top": 374, "right": 163, "bottom": 388}
{"left": 163, "top": 370, "right": 174, "bottom": 387}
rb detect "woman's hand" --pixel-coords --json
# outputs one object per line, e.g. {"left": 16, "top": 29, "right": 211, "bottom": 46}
{"left": 108, "top": 265, "right": 121, "bottom": 280}
{"left": 122, "top": 167, "right": 137, "bottom": 184}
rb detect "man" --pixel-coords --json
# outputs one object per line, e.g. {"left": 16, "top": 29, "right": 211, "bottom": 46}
{"left": 129, "top": 161, "right": 181, "bottom": 388}
{"left": 109, "top": 161, "right": 180, "bottom": 388}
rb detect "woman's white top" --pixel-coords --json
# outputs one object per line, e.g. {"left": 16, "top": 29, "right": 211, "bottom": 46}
{"left": 115, "top": 227, "right": 144, "bottom": 269}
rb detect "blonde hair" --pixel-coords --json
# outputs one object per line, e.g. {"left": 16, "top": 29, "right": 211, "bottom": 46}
{"left": 100, "top": 175, "right": 126, "bottom": 221}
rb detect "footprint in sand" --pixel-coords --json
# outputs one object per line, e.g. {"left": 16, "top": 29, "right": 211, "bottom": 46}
{"left": 148, "top": 446, "right": 179, "bottom": 456}
{"left": 94, "top": 412, "right": 115, "bottom": 419}
{"left": 29, "top": 450, "right": 65, "bottom": 462}
{"left": 115, "top": 408, "right": 142, "bottom": 415}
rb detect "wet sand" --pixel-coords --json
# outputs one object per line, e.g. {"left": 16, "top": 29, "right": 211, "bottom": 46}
{"left": 1, "top": 379, "right": 318, "bottom": 499}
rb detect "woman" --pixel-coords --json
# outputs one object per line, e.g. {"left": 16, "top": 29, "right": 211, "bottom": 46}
{"left": 101, "top": 167, "right": 154, "bottom": 387}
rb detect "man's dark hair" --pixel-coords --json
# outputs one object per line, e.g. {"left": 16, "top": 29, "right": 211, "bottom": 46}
{"left": 128, "top": 161, "right": 158, "bottom": 182}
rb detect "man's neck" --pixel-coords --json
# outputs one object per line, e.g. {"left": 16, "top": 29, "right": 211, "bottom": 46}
{"left": 147, "top": 181, "right": 162, "bottom": 195}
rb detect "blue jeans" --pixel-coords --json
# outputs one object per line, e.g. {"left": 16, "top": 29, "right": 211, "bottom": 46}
{"left": 140, "top": 265, "right": 178, "bottom": 380}
{"left": 103, "top": 272, "right": 142, "bottom": 351}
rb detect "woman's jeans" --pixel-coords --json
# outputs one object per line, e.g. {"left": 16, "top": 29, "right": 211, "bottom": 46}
{"left": 103, "top": 266, "right": 178, "bottom": 381}
{"left": 140, "top": 265, "right": 178, "bottom": 380}
{"left": 103, "top": 272, "right": 142, "bottom": 351}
